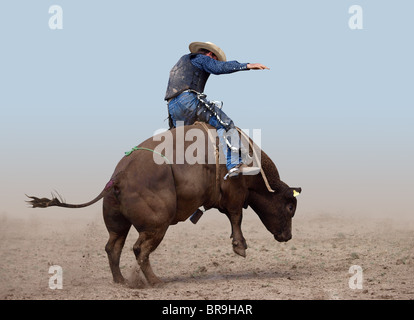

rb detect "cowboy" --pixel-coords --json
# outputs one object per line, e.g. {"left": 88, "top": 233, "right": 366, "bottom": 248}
{"left": 165, "top": 41, "right": 269, "bottom": 178}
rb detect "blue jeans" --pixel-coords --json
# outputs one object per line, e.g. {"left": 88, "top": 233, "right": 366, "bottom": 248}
{"left": 168, "top": 91, "right": 241, "bottom": 170}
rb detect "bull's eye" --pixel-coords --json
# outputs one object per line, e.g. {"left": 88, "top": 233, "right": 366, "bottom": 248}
{"left": 287, "top": 203, "right": 295, "bottom": 215}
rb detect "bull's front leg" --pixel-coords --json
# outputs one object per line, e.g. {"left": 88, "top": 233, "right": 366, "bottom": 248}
{"left": 227, "top": 211, "right": 248, "bottom": 257}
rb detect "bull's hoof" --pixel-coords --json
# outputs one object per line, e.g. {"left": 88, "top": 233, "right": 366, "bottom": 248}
{"left": 126, "top": 268, "right": 147, "bottom": 289}
{"left": 113, "top": 276, "right": 126, "bottom": 284}
{"left": 148, "top": 277, "right": 164, "bottom": 287}
{"left": 232, "top": 240, "right": 247, "bottom": 257}
{"left": 143, "top": 273, "right": 164, "bottom": 287}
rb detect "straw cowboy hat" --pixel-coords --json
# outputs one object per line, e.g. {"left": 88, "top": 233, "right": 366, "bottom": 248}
{"left": 189, "top": 41, "right": 227, "bottom": 62}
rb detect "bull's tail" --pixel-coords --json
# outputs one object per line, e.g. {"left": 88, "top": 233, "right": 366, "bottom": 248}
{"left": 26, "top": 179, "right": 115, "bottom": 209}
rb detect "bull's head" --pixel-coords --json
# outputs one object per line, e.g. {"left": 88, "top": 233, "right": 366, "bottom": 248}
{"left": 248, "top": 186, "right": 302, "bottom": 242}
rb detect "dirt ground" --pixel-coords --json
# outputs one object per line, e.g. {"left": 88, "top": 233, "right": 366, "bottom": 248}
{"left": 1, "top": 207, "right": 413, "bottom": 300}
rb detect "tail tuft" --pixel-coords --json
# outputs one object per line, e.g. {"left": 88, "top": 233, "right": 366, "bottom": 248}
{"left": 26, "top": 178, "right": 117, "bottom": 210}
{"left": 26, "top": 194, "right": 62, "bottom": 208}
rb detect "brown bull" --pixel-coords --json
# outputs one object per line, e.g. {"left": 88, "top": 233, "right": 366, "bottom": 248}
{"left": 27, "top": 123, "right": 301, "bottom": 286}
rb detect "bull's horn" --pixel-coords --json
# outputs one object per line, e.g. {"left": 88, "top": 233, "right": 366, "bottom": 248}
{"left": 293, "top": 190, "right": 300, "bottom": 197}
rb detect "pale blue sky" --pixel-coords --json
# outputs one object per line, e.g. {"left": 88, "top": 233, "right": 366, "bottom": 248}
{"left": 0, "top": 0, "right": 413, "bottom": 217}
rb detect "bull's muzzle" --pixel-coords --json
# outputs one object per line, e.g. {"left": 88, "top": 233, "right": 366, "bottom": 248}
{"left": 274, "top": 231, "right": 292, "bottom": 242}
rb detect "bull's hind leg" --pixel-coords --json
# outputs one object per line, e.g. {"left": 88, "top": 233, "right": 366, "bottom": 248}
{"left": 103, "top": 199, "right": 131, "bottom": 284}
{"left": 133, "top": 227, "right": 168, "bottom": 286}
{"left": 105, "top": 229, "right": 130, "bottom": 283}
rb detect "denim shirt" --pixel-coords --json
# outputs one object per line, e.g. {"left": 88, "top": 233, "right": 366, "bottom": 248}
{"left": 191, "top": 54, "right": 249, "bottom": 75}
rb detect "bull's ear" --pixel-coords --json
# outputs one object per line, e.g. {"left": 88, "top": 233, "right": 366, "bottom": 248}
{"left": 292, "top": 187, "right": 302, "bottom": 197}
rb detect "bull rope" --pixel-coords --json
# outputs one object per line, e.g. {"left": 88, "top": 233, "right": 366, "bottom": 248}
{"left": 124, "top": 146, "right": 171, "bottom": 164}
{"left": 195, "top": 121, "right": 221, "bottom": 205}
{"left": 236, "top": 128, "right": 275, "bottom": 193}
